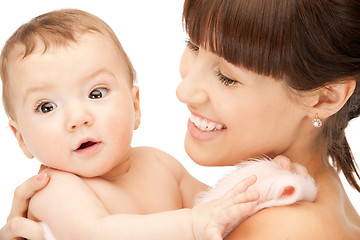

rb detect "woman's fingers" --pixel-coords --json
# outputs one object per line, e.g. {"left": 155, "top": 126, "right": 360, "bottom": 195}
{"left": 290, "top": 162, "right": 309, "bottom": 176}
{"left": 7, "top": 172, "right": 50, "bottom": 220}
{"left": 38, "top": 164, "right": 48, "bottom": 174}
{"left": 273, "top": 155, "right": 309, "bottom": 176}
{"left": 1, "top": 217, "right": 45, "bottom": 240}
{"left": 273, "top": 155, "right": 291, "bottom": 170}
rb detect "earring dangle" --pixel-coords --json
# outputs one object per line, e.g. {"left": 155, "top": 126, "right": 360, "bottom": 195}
{"left": 312, "top": 114, "right": 322, "bottom": 128}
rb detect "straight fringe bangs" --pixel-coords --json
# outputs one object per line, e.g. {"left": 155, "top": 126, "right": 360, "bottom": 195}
{"left": 183, "top": 0, "right": 294, "bottom": 81}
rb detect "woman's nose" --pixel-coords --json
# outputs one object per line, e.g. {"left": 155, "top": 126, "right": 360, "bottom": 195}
{"left": 176, "top": 78, "right": 209, "bottom": 105}
{"left": 176, "top": 61, "right": 209, "bottom": 106}
{"left": 66, "top": 106, "right": 93, "bottom": 131}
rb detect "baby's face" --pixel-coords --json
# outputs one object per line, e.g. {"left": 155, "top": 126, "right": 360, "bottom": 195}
{"left": 7, "top": 33, "right": 140, "bottom": 177}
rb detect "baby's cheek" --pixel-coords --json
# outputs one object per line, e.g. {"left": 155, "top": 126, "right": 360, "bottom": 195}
{"left": 108, "top": 113, "right": 134, "bottom": 140}
{"left": 29, "top": 132, "right": 63, "bottom": 165}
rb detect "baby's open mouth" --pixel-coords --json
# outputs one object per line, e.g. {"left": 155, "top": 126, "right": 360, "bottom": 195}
{"left": 74, "top": 139, "right": 102, "bottom": 156}
{"left": 77, "top": 141, "right": 97, "bottom": 150}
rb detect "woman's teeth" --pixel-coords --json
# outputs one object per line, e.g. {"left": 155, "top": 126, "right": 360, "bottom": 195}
{"left": 190, "top": 114, "right": 226, "bottom": 132}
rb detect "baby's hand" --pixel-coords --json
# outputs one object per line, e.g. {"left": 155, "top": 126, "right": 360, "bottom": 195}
{"left": 190, "top": 175, "right": 259, "bottom": 240}
{"left": 272, "top": 155, "right": 309, "bottom": 177}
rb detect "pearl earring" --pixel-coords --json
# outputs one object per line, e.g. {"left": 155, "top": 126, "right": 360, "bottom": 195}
{"left": 312, "top": 114, "right": 322, "bottom": 128}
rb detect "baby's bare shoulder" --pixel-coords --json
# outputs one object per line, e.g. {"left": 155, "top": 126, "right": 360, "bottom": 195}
{"left": 132, "top": 146, "right": 185, "bottom": 173}
{"left": 131, "top": 146, "right": 206, "bottom": 207}
{"left": 34, "top": 168, "right": 86, "bottom": 195}
{"left": 227, "top": 202, "right": 351, "bottom": 239}
{"left": 30, "top": 169, "right": 97, "bottom": 205}
{"left": 29, "top": 169, "right": 107, "bottom": 224}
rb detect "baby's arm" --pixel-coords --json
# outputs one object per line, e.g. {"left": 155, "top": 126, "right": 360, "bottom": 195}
{"left": 30, "top": 169, "right": 259, "bottom": 240}
{"left": 81, "top": 175, "right": 258, "bottom": 240}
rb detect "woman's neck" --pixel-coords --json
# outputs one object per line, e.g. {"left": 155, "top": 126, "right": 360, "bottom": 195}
{"left": 281, "top": 131, "right": 330, "bottom": 178}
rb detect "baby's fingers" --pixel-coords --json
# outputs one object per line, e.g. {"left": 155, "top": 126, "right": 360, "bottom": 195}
{"left": 233, "top": 190, "right": 260, "bottom": 204}
{"left": 231, "top": 202, "right": 255, "bottom": 217}
{"left": 216, "top": 201, "right": 255, "bottom": 228}
{"left": 204, "top": 227, "right": 222, "bottom": 240}
{"left": 226, "top": 175, "right": 257, "bottom": 199}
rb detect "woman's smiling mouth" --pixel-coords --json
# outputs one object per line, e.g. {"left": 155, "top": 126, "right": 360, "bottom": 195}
{"left": 187, "top": 113, "right": 227, "bottom": 141}
{"left": 189, "top": 113, "right": 227, "bottom": 132}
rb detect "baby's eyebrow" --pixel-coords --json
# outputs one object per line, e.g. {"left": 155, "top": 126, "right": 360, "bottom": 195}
{"left": 23, "top": 85, "right": 53, "bottom": 104}
{"left": 81, "top": 68, "right": 116, "bottom": 82}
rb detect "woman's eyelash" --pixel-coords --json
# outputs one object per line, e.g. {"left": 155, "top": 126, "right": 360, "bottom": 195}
{"left": 185, "top": 39, "right": 199, "bottom": 52}
{"left": 184, "top": 39, "right": 238, "bottom": 86}
{"left": 215, "top": 71, "right": 239, "bottom": 86}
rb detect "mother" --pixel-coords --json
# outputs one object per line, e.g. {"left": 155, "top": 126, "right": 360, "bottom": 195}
{"left": 2, "top": 0, "right": 360, "bottom": 239}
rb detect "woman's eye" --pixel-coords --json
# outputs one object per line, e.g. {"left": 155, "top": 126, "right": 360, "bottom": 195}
{"left": 36, "top": 102, "right": 57, "bottom": 113}
{"left": 89, "top": 87, "right": 109, "bottom": 99}
{"left": 215, "top": 71, "right": 239, "bottom": 86}
{"left": 186, "top": 39, "right": 199, "bottom": 52}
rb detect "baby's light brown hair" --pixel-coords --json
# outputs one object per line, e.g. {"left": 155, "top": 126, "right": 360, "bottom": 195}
{"left": 0, "top": 9, "right": 136, "bottom": 119}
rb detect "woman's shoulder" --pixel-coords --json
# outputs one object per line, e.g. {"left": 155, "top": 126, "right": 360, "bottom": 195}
{"left": 226, "top": 201, "right": 359, "bottom": 239}
{"left": 226, "top": 166, "right": 360, "bottom": 239}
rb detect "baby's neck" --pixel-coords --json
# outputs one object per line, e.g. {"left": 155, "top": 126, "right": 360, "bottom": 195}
{"left": 99, "top": 152, "right": 133, "bottom": 182}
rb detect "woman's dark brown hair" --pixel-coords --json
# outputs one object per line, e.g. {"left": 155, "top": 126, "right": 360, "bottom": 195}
{"left": 183, "top": 0, "right": 360, "bottom": 191}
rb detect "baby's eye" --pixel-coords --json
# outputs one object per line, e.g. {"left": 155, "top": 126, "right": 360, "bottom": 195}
{"left": 215, "top": 71, "right": 240, "bottom": 86}
{"left": 89, "top": 87, "right": 109, "bottom": 99}
{"left": 186, "top": 39, "right": 199, "bottom": 52}
{"left": 36, "top": 102, "right": 57, "bottom": 113}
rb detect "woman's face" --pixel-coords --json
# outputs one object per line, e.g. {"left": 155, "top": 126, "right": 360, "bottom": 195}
{"left": 177, "top": 42, "right": 310, "bottom": 166}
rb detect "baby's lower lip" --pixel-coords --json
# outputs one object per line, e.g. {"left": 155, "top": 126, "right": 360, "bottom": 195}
{"left": 74, "top": 142, "right": 102, "bottom": 157}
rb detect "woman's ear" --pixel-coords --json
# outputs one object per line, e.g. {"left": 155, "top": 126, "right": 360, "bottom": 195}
{"left": 9, "top": 120, "right": 34, "bottom": 159}
{"left": 306, "top": 79, "right": 356, "bottom": 119}
{"left": 131, "top": 86, "right": 141, "bottom": 130}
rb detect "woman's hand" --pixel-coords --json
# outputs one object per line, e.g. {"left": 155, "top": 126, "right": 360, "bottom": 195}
{"left": 0, "top": 172, "right": 50, "bottom": 240}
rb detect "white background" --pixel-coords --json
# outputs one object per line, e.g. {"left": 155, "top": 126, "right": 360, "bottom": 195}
{"left": 0, "top": 0, "right": 359, "bottom": 225}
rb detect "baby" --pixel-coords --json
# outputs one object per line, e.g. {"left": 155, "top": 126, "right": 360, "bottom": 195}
{"left": 0, "top": 9, "right": 317, "bottom": 239}
{"left": 0, "top": 9, "right": 260, "bottom": 239}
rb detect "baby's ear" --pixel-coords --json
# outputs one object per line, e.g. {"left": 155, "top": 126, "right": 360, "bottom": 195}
{"left": 304, "top": 78, "right": 356, "bottom": 119}
{"left": 131, "top": 86, "right": 141, "bottom": 130}
{"left": 9, "top": 120, "right": 34, "bottom": 159}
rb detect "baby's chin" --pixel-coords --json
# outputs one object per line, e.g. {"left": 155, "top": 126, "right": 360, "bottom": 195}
{"left": 49, "top": 166, "right": 104, "bottom": 178}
